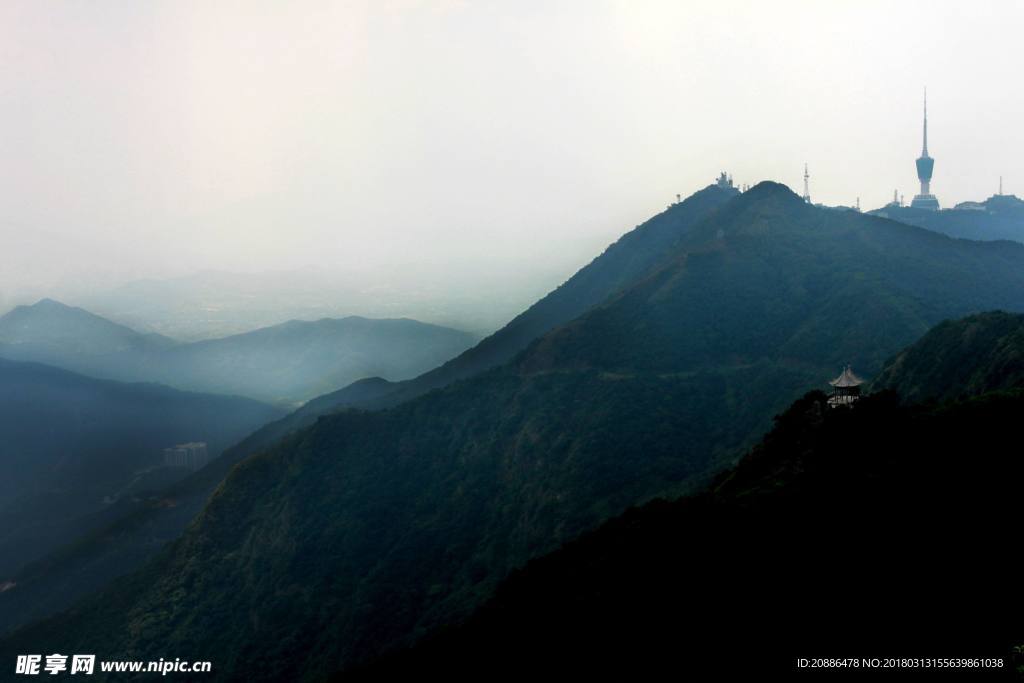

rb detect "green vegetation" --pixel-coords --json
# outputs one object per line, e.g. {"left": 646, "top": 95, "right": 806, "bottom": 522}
{"left": 7, "top": 183, "right": 1024, "bottom": 680}
{"left": 308, "top": 181, "right": 742, "bottom": 411}
{"left": 0, "top": 359, "right": 283, "bottom": 588}
{"left": 873, "top": 310, "right": 1024, "bottom": 401}
{"left": 870, "top": 193, "right": 1024, "bottom": 243}
{"left": 0, "top": 183, "right": 740, "bottom": 640}
{"left": 351, "top": 388, "right": 1024, "bottom": 680}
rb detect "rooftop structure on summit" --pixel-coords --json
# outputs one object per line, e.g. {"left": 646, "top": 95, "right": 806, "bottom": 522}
{"left": 671, "top": 173, "right": 740, "bottom": 207}
{"left": 911, "top": 89, "right": 940, "bottom": 210}
{"left": 828, "top": 365, "right": 864, "bottom": 408}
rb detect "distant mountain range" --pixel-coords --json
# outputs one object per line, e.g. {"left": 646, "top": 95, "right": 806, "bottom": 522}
{"left": 869, "top": 193, "right": 1024, "bottom": 242}
{"left": 64, "top": 260, "right": 575, "bottom": 342}
{"left": 0, "top": 298, "right": 175, "bottom": 356}
{"left": 0, "top": 358, "right": 283, "bottom": 586}
{"left": 0, "top": 300, "right": 477, "bottom": 404}
{"left": 9, "top": 182, "right": 1024, "bottom": 679}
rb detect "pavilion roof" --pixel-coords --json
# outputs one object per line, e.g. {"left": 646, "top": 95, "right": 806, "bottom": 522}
{"left": 829, "top": 365, "right": 864, "bottom": 388}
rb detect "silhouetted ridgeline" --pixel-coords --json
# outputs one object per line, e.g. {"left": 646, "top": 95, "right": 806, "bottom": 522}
{"left": 7, "top": 183, "right": 1024, "bottom": 680}
{"left": 348, "top": 389, "right": 1024, "bottom": 680}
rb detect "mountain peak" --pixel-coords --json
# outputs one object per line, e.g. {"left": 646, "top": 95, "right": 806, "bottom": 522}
{"left": 0, "top": 299, "right": 172, "bottom": 360}
{"left": 4, "top": 298, "right": 97, "bottom": 322}
{"left": 6, "top": 298, "right": 78, "bottom": 316}
{"left": 738, "top": 180, "right": 804, "bottom": 205}
{"left": 700, "top": 181, "right": 810, "bottom": 230}
{"left": 32, "top": 297, "right": 71, "bottom": 309}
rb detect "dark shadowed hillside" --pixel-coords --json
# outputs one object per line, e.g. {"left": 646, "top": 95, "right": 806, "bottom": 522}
{"left": 349, "top": 389, "right": 1024, "bottom": 680}
{"left": 0, "top": 408, "right": 305, "bottom": 637}
{"left": 0, "top": 377, "right": 402, "bottom": 637}
{"left": 7, "top": 183, "right": 1024, "bottom": 681}
{"left": 0, "top": 359, "right": 283, "bottom": 588}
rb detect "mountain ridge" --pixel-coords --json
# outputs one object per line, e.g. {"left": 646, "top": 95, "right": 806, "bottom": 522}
{"left": 0, "top": 357, "right": 283, "bottom": 589}
{"left": 348, "top": 387, "right": 1024, "bottom": 680}
{"left": 293, "top": 182, "right": 742, "bottom": 411}
{"left": 869, "top": 192, "right": 1024, "bottom": 243}
{"left": 0, "top": 302, "right": 477, "bottom": 404}
{"left": 0, "top": 186, "right": 739, "bottom": 637}
{"left": 873, "top": 310, "right": 1024, "bottom": 401}
{"left": 8, "top": 183, "right": 1024, "bottom": 679}
{"left": 0, "top": 298, "right": 176, "bottom": 354}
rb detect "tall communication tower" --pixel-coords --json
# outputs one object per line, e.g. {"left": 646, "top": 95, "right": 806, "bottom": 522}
{"left": 802, "top": 164, "right": 811, "bottom": 203}
{"left": 910, "top": 88, "right": 939, "bottom": 210}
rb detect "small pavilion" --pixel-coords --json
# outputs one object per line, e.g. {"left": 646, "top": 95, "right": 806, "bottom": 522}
{"left": 828, "top": 365, "right": 864, "bottom": 407}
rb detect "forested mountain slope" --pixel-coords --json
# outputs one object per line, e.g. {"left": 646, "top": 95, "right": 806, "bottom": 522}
{"left": 8, "top": 183, "right": 1024, "bottom": 681}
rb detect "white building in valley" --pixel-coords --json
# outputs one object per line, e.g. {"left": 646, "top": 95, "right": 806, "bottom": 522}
{"left": 163, "top": 442, "right": 210, "bottom": 471}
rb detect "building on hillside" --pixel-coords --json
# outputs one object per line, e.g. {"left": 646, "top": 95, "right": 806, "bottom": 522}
{"left": 163, "top": 442, "right": 210, "bottom": 471}
{"left": 828, "top": 366, "right": 864, "bottom": 407}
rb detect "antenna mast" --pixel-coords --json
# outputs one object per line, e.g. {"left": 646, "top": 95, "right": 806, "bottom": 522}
{"left": 922, "top": 87, "right": 929, "bottom": 157}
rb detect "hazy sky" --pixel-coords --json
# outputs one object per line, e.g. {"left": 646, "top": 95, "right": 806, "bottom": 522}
{"left": 2, "top": 0, "right": 1022, "bottom": 303}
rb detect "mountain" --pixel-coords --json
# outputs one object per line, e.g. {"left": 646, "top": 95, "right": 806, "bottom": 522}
{"left": 0, "top": 375, "right": 405, "bottom": 638}
{"left": 0, "top": 359, "right": 284, "bottom": 586}
{"left": 873, "top": 310, "right": 1024, "bottom": 402}
{"left": 0, "top": 298, "right": 174, "bottom": 369}
{"left": 0, "top": 401, "right": 304, "bottom": 637}
{"left": 8, "top": 183, "right": 1024, "bottom": 680}
{"left": 303, "top": 181, "right": 742, "bottom": 411}
{"left": 0, "top": 180, "right": 737, "bottom": 638}
{"left": 145, "top": 317, "right": 477, "bottom": 404}
{"left": 0, "top": 302, "right": 477, "bottom": 404}
{"left": 351, "top": 387, "right": 1024, "bottom": 680}
{"left": 71, "top": 259, "right": 576, "bottom": 342}
{"left": 869, "top": 193, "right": 1024, "bottom": 243}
